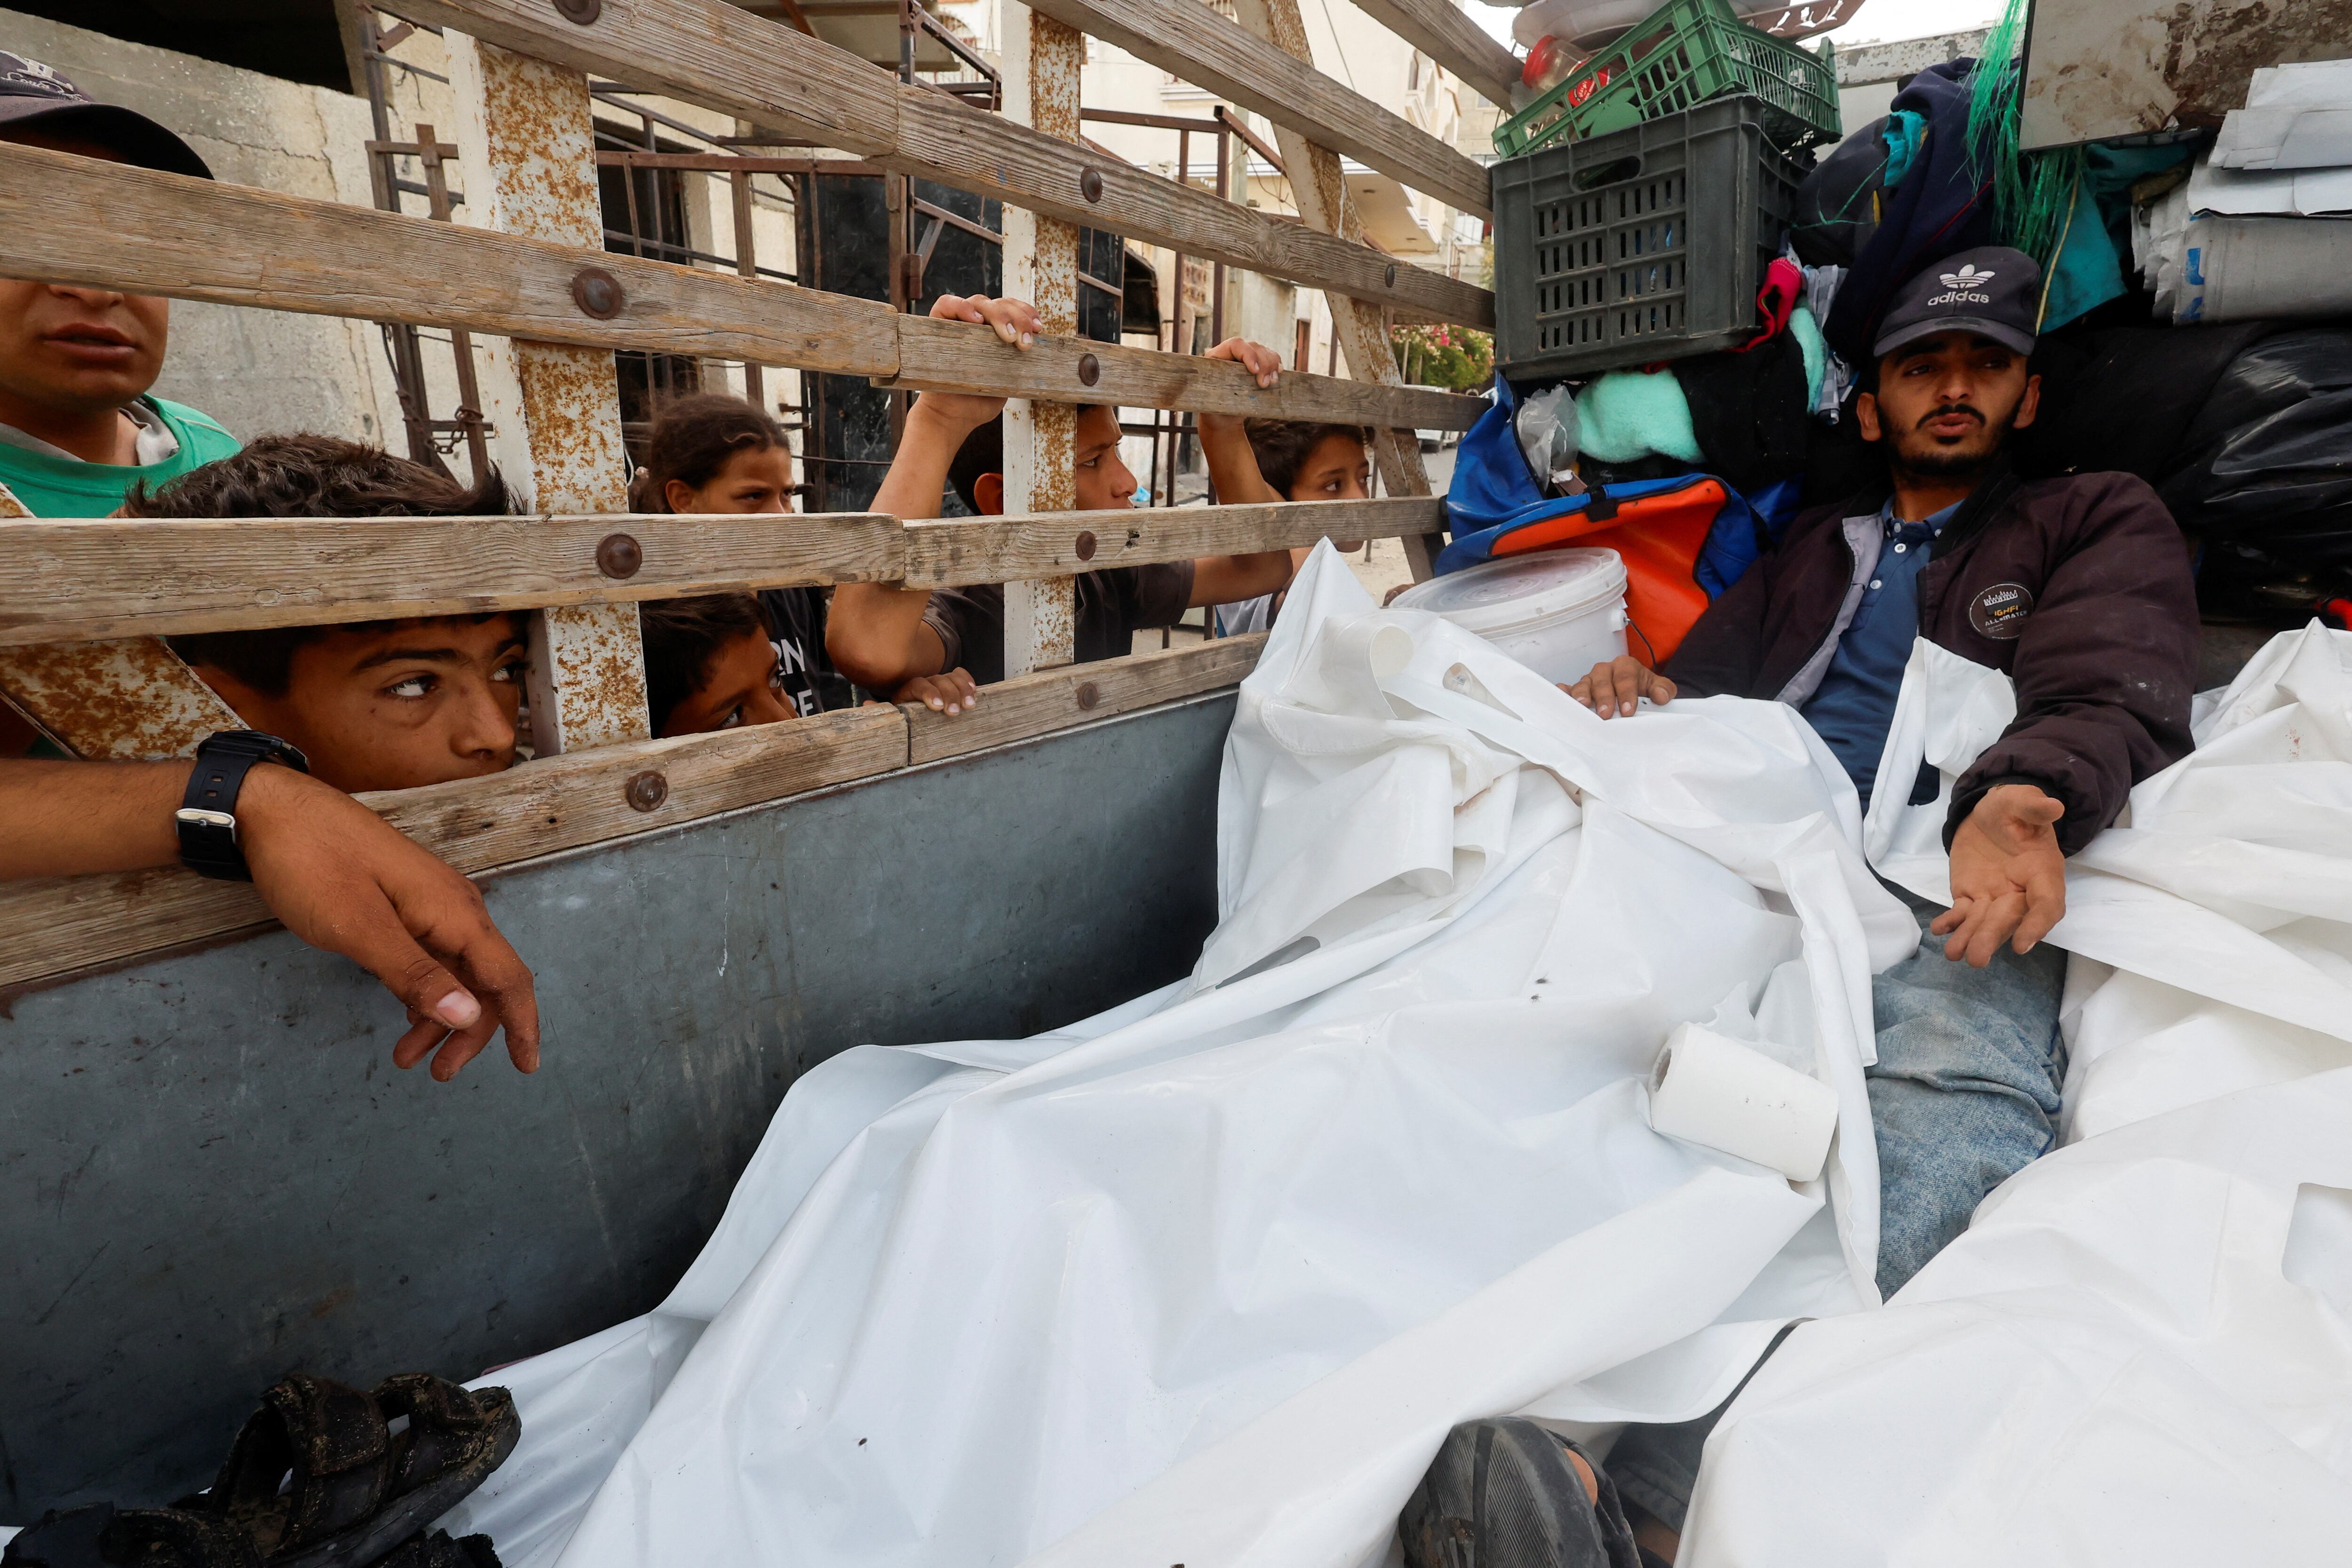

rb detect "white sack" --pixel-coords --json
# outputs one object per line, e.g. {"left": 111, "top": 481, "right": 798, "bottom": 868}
{"left": 442, "top": 544, "right": 1917, "bottom": 1568}
{"left": 1685, "top": 624, "right": 2352, "bottom": 1565}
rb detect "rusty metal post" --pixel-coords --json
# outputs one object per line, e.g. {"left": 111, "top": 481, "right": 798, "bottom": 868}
{"left": 998, "top": 4, "right": 1081, "bottom": 675}
{"left": 0, "top": 481, "right": 242, "bottom": 758}
{"left": 446, "top": 33, "right": 651, "bottom": 753}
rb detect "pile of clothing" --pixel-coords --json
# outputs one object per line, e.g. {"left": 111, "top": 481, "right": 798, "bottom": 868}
{"left": 1463, "top": 49, "right": 2352, "bottom": 641}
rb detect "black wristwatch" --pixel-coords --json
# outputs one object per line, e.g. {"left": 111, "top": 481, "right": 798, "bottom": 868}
{"left": 176, "top": 730, "right": 310, "bottom": 881}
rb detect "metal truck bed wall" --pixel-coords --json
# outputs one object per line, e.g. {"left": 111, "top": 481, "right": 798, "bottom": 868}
{"left": 0, "top": 694, "right": 1232, "bottom": 1515}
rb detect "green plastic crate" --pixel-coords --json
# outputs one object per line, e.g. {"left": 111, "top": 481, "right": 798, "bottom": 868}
{"left": 1494, "top": 0, "right": 1839, "bottom": 158}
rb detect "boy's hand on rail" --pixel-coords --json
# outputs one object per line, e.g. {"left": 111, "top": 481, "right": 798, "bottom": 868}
{"left": 1561, "top": 656, "right": 1675, "bottom": 719}
{"left": 1934, "top": 784, "right": 2068, "bottom": 967}
{"left": 238, "top": 766, "right": 540, "bottom": 1081}
{"left": 892, "top": 668, "right": 982, "bottom": 716}
{"left": 1206, "top": 336, "right": 1283, "bottom": 389}
{"left": 915, "top": 294, "right": 1044, "bottom": 432}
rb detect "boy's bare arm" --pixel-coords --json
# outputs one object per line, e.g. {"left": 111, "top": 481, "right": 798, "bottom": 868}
{"left": 827, "top": 293, "right": 1040, "bottom": 691}
{"left": 0, "top": 759, "right": 539, "bottom": 1080}
{"left": 1186, "top": 338, "right": 1297, "bottom": 608}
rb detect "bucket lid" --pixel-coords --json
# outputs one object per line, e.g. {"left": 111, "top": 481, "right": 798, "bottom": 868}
{"left": 1391, "top": 548, "right": 1628, "bottom": 635}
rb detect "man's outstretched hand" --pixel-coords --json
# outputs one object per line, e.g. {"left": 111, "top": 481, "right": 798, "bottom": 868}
{"left": 240, "top": 766, "right": 540, "bottom": 1081}
{"left": 1561, "top": 656, "right": 1676, "bottom": 719}
{"left": 1934, "top": 784, "right": 2068, "bottom": 968}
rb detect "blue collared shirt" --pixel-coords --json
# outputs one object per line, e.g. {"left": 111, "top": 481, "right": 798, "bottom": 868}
{"left": 1800, "top": 498, "right": 1962, "bottom": 808}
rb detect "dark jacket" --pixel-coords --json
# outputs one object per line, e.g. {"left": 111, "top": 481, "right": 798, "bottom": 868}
{"left": 1663, "top": 464, "right": 2199, "bottom": 854}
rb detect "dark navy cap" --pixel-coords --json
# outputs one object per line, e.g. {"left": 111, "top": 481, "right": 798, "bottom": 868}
{"left": 1872, "top": 245, "right": 2041, "bottom": 361}
{"left": 0, "top": 49, "right": 212, "bottom": 179}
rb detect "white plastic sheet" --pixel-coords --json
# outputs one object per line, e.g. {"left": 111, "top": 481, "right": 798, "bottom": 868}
{"left": 444, "top": 545, "right": 1917, "bottom": 1568}
{"left": 1686, "top": 624, "right": 2352, "bottom": 1565}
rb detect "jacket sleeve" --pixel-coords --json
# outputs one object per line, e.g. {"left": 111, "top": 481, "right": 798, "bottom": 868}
{"left": 1948, "top": 475, "right": 2199, "bottom": 855}
{"left": 1661, "top": 545, "right": 1774, "bottom": 698}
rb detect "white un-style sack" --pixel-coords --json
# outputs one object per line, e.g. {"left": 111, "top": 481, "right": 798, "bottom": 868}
{"left": 1686, "top": 620, "right": 2352, "bottom": 1565}
{"left": 425, "top": 544, "right": 2352, "bottom": 1568}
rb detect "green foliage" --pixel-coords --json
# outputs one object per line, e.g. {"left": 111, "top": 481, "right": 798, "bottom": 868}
{"left": 1391, "top": 323, "right": 1494, "bottom": 392}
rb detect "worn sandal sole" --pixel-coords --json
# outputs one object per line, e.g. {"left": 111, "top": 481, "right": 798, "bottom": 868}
{"left": 276, "top": 1390, "right": 518, "bottom": 1568}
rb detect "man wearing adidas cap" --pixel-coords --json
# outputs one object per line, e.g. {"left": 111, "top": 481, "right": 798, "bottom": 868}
{"left": 1515, "top": 244, "right": 2201, "bottom": 1564}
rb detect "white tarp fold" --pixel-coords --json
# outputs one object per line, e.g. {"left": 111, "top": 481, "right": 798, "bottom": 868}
{"left": 447, "top": 545, "right": 1913, "bottom": 1568}
{"left": 442, "top": 546, "right": 2352, "bottom": 1568}
{"left": 1685, "top": 621, "right": 2352, "bottom": 1565}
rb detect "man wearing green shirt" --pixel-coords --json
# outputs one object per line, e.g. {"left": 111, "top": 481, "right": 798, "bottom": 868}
{"left": 0, "top": 49, "right": 240, "bottom": 517}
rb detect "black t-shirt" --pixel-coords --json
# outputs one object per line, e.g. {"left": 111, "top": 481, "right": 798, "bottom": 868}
{"left": 918, "top": 562, "right": 1195, "bottom": 685}
{"left": 757, "top": 587, "right": 857, "bottom": 715}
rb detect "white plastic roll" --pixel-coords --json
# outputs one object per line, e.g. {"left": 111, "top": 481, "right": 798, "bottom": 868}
{"left": 1646, "top": 1022, "right": 1839, "bottom": 1183}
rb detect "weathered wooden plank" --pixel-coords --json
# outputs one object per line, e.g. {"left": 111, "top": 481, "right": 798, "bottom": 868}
{"left": 392, "top": 0, "right": 903, "bottom": 156}
{"left": 0, "top": 706, "right": 910, "bottom": 993}
{"left": 1347, "top": 0, "right": 1523, "bottom": 108}
{"left": 1235, "top": 0, "right": 1446, "bottom": 582}
{"left": 0, "top": 514, "right": 905, "bottom": 646}
{"left": 405, "top": 0, "right": 1492, "bottom": 323}
{"left": 902, "top": 634, "right": 1264, "bottom": 765}
{"left": 1024, "top": 0, "right": 1492, "bottom": 216}
{"left": 0, "top": 143, "right": 903, "bottom": 379}
{"left": 448, "top": 38, "right": 650, "bottom": 753}
{"left": 892, "top": 87, "right": 1492, "bottom": 327}
{"left": 900, "top": 498, "right": 1445, "bottom": 585}
{"left": 887, "top": 315, "right": 1485, "bottom": 427}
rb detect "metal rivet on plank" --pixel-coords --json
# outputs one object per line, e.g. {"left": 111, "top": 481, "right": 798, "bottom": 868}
{"left": 625, "top": 771, "right": 668, "bottom": 812}
{"left": 1075, "top": 681, "right": 1100, "bottom": 711}
{"left": 572, "top": 266, "right": 624, "bottom": 319}
{"left": 1080, "top": 166, "right": 1104, "bottom": 203}
{"left": 554, "top": 0, "right": 602, "bottom": 23}
{"left": 1384, "top": 262, "right": 1398, "bottom": 288}
{"left": 1074, "top": 530, "right": 1097, "bottom": 562}
{"left": 595, "top": 532, "right": 643, "bottom": 579}
{"left": 1077, "top": 352, "right": 1100, "bottom": 387}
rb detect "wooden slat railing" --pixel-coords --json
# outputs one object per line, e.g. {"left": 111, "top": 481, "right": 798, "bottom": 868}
{"left": 0, "top": 499, "right": 1443, "bottom": 645}
{"left": 0, "top": 145, "right": 1485, "bottom": 431}
{"left": 0, "top": 636, "right": 1267, "bottom": 993}
{"left": 389, "top": 0, "right": 1494, "bottom": 326}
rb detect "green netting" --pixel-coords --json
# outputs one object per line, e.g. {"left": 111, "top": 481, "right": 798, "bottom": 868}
{"left": 1964, "top": 0, "right": 2086, "bottom": 269}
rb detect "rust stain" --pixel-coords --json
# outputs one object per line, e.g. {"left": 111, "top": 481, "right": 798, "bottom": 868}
{"left": 0, "top": 638, "right": 241, "bottom": 759}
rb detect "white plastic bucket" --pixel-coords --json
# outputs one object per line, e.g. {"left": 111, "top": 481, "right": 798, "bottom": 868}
{"left": 1392, "top": 548, "right": 1629, "bottom": 683}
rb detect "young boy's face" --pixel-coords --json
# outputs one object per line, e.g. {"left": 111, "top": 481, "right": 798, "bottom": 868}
{"left": 0, "top": 278, "right": 169, "bottom": 425}
{"left": 1073, "top": 404, "right": 1138, "bottom": 511}
{"left": 1289, "top": 431, "right": 1372, "bottom": 501}
{"left": 201, "top": 615, "right": 526, "bottom": 794}
{"left": 0, "top": 129, "right": 168, "bottom": 428}
{"left": 657, "top": 630, "right": 795, "bottom": 737}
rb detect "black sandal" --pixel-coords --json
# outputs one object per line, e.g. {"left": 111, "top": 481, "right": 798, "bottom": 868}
{"left": 1401, "top": 1418, "right": 1642, "bottom": 1568}
{"left": 184, "top": 1373, "right": 518, "bottom": 1568}
{"left": 369, "top": 1535, "right": 500, "bottom": 1568}
{"left": 3, "top": 1502, "right": 264, "bottom": 1568}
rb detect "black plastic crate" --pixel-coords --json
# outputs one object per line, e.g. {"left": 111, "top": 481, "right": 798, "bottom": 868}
{"left": 1493, "top": 96, "right": 1808, "bottom": 382}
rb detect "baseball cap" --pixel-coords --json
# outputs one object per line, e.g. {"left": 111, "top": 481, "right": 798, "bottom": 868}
{"left": 0, "top": 50, "right": 212, "bottom": 179}
{"left": 1871, "top": 245, "right": 2041, "bottom": 361}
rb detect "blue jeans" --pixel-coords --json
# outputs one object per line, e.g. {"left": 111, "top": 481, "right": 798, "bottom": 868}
{"left": 1866, "top": 883, "right": 2066, "bottom": 1299}
{"left": 1608, "top": 887, "right": 2066, "bottom": 1531}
